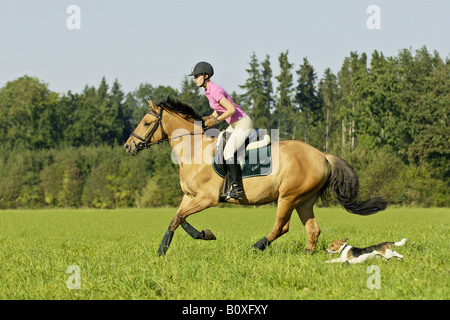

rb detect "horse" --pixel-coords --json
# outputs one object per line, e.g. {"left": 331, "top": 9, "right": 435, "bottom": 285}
{"left": 124, "top": 97, "right": 387, "bottom": 256}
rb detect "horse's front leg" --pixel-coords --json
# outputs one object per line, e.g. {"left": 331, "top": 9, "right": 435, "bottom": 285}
{"left": 157, "top": 194, "right": 218, "bottom": 256}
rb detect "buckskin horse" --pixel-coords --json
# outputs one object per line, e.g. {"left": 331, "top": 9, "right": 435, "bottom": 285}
{"left": 124, "top": 97, "right": 387, "bottom": 256}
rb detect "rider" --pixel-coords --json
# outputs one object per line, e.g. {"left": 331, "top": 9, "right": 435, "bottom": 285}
{"left": 189, "top": 61, "right": 253, "bottom": 200}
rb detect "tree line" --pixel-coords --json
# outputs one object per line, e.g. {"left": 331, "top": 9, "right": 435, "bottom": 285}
{"left": 0, "top": 46, "right": 448, "bottom": 208}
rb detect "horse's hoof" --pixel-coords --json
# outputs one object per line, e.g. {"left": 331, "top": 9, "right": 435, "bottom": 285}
{"left": 252, "top": 237, "right": 270, "bottom": 251}
{"left": 202, "top": 229, "right": 216, "bottom": 240}
{"left": 304, "top": 249, "right": 315, "bottom": 255}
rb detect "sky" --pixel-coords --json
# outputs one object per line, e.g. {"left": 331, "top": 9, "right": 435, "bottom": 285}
{"left": 0, "top": 0, "right": 449, "bottom": 95}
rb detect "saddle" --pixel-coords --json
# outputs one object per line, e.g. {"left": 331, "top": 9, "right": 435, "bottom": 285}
{"left": 212, "top": 129, "right": 272, "bottom": 201}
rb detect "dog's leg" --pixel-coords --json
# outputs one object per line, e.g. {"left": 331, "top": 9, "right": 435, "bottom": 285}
{"left": 383, "top": 249, "right": 395, "bottom": 260}
{"left": 373, "top": 250, "right": 389, "bottom": 261}
{"left": 391, "top": 250, "right": 404, "bottom": 260}
{"left": 373, "top": 250, "right": 383, "bottom": 257}
{"left": 325, "top": 257, "right": 344, "bottom": 263}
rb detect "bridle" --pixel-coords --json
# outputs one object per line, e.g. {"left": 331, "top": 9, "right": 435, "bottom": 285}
{"left": 130, "top": 106, "right": 166, "bottom": 151}
{"left": 129, "top": 104, "right": 205, "bottom": 152}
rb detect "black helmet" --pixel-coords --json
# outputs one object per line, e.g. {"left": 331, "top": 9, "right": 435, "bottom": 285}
{"left": 188, "top": 61, "right": 214, "bottom": 77}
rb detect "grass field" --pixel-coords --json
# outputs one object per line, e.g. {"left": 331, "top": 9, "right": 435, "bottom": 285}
{"left": 0, "top": 206, "right": 448, "bottom": 300}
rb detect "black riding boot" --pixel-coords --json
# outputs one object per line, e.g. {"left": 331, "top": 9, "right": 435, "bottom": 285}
{"left": 225, "top": 162, "right": 244, "bottom": 200}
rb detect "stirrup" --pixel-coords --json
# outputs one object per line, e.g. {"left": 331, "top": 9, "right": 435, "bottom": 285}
{"left": 226, "top": 185, "right": 244, "bottom": 200}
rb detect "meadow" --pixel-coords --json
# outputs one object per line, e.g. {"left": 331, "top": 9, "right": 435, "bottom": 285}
{"left": 0, "top": 206, "right": 448, "bottom": 300}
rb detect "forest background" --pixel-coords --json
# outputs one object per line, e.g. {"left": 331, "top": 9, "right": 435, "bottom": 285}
{"left": 0, "top": 47, "right": 448, "bottom": 209}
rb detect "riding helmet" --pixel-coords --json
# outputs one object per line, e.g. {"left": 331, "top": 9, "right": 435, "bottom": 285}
{"left": 188, "top": 61, "right": 214, "bottom": 77}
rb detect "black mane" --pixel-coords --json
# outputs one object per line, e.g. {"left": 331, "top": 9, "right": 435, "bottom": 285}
{"left": 158, "top": 96, "right": 202, "bottom": 121}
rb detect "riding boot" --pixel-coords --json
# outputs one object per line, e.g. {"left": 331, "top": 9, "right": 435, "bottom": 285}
{"left": 225, "top": 162, "right": 244, "bottom": 200}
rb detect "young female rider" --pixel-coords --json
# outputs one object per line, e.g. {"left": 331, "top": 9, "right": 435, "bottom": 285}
{"left": 189, "top": 61, "right": 253, "bottom": 200}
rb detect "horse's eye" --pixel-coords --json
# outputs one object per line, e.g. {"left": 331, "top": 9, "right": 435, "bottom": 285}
{"left": 144, "top": 122, "right": 150, "bottom": 127}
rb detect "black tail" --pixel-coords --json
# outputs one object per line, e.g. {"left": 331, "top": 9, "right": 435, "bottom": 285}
{"left": 322, "top": 154, "right": 388, "bottom": 215}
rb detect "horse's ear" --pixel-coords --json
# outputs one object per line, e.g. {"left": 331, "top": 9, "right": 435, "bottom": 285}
{"left": 147, "top": 97, "right": 157, "bottom": 110}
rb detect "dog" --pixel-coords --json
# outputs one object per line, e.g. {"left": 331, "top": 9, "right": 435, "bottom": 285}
{"left": 325, "top": 238, "right": 407, "bottom": 264}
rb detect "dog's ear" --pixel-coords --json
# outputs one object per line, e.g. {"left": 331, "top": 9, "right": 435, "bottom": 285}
{"left": 342, "top": 238, "right": 348, "bottom": 242}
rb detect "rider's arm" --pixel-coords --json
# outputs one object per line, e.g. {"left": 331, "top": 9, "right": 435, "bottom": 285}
{"left": 203, "top": 110, "right": 218, "bottom": 121}
{"left": 216, "top": 98, "right": 236, "bottom": 122}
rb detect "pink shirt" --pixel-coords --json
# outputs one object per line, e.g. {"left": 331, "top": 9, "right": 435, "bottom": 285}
{"left": 204, "top": 81, "right": 247, "bottom": 124}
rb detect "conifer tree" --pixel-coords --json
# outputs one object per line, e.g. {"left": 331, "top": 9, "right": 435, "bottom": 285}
{"left": 295, "top": 57, "right": 319, "bottom": 143}
{"left": 337, "top": 51, "right": 367, "bottom": 151}
{"left": 239, "top": 53, "right": 264, "bottom": 124}
{"left": 318, "top": 68, "right": 338, "bottom": 152}
{"left": 260, "top": 55, "right": 275, "bottom": 129}
{"left": 275, "top": 51, "right": 294, "bottom": 140}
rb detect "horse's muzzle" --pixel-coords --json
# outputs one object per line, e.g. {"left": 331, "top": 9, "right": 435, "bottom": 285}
{"left": 124, "top": 142, "right": 138, "bottom": 156}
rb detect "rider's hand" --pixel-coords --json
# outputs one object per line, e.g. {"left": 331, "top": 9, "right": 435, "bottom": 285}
{"left": 204, "top": 117, "right": 217, "bottom": 128}
{"left": 202, "top": 115, "right": 213, "bottom": 122}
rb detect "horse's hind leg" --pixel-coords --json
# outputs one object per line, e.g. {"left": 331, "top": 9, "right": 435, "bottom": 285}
{"left": 253, "top": 198, "right": 294, "bottom": 251}
{"left": 296, "top": 196, "right": 321, "bottom": 253}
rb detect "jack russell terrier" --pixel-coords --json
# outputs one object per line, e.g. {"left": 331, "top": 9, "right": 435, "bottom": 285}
{"left": 325, "top": 238, "right": 407, "bottom": 264}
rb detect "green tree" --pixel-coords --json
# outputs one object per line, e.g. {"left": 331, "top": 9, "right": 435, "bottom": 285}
{"left": 64, "top": 84, "right": 98, "bottom": 146}
{"left": 240, "top": 52, "right": 272, "bottom": 129}
{"left": 400, "top": 48, "right": 449, "bottom": 179}
{"left": 64, "top": 78, "right": 126, "bottom": 146}
{"left": 353, "top": 51, "right": 401, "bottom": 149}
{"left": 110, "top": 79, "right": 128, "bottom": 143}
{"left": 337, "top": 52, "right": 367, "bottom": 151}
{"left": 96, "top": 77, "right": 124, "bottom": 145}
{"left": 260, "top": 55, "right": 275, "bottom": 129}
{"left": 123, "top": 83, "right": 179, "bottom": 135}
{"left": 275, "top": 51, "right": 295, "bottom": 140}
{"left": 295, "top": 57, "right": 320, "bottom": 144}
{"left": 137, "top": 144, "right": 183, "bottom": 207}
{"left": 40, "top": 153, "right": 82, "bottom": 207}
{"left": 0, "top": 75, "right": 59, "bottom": 149}
{"left": 318, "top": 68, "right": 339, "bottom": 152}
{"left": 239, "top": 53, "right": 263, "bottom": 117}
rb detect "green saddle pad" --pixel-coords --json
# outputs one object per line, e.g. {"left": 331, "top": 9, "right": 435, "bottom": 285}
{"left": 212, "top": 145, "right": 272, "bottom": 179}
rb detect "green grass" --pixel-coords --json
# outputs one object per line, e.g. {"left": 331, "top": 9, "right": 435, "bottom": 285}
{"left": 0, "top": 207, "right": 448, "bottom": 299}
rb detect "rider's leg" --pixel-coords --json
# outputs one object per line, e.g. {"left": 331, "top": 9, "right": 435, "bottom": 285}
{"left": 223, "top": 116, "right": 253, "bottom": 200}
{"left": 225, "top": 155, "right": 244, "bottom": 200}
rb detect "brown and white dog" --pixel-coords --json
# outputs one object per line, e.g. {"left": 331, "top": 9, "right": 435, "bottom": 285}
{"left": 325, "top": 238, "right": 407, "bottom": 264}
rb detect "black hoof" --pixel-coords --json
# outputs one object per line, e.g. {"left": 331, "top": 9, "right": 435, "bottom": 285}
{"left": 252, "top": 237, "right": 270, "bottom": 251}
{"left": 202, "top": 229, "right": 216, "bottom": 240}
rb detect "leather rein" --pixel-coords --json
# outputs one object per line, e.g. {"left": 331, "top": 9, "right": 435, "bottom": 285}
{"left": 129, "top": 105, "right": 204, "bottom": 151}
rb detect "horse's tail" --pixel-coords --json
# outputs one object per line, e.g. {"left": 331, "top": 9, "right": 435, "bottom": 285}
{"left": 321, "top": 154, "right": 388, "bottom": 216}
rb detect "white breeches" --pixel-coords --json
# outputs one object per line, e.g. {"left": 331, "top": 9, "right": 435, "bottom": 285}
{"left": 223, "top": 115, "right": 253, "bottom": 163}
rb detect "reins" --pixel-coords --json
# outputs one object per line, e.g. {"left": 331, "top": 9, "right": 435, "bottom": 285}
{"left": 129, "top": 104, "right": 205, "bottom": 151}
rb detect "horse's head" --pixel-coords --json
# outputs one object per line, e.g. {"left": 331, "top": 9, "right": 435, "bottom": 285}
{"left": 124, "top": 98, "right": 168, "bottom": 156}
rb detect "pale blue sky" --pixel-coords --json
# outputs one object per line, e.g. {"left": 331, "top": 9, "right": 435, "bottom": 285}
{"left": 1, "top": 0, "right": 449, "bottom": 95}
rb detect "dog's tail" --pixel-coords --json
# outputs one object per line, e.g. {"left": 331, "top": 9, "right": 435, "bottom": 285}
{"left": 394, "top": 238, "right": 407, "bottom": 246}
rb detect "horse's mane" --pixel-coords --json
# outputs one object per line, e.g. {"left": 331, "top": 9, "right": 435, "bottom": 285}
{"left": 157, "top": 96, "right": 202, "bottom": 122}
